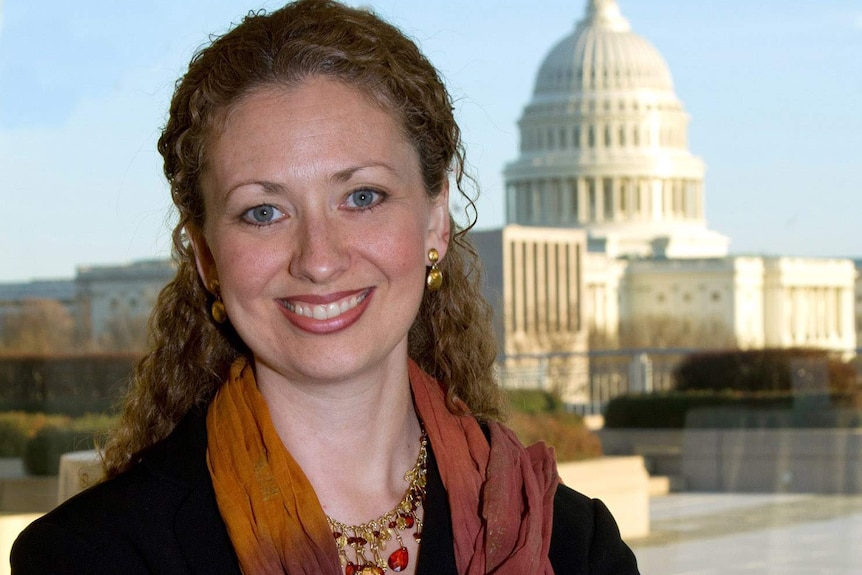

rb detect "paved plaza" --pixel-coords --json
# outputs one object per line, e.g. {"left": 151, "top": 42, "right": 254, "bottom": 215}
{"left": 631, "top": 493, "right": 862, "bottom": 574}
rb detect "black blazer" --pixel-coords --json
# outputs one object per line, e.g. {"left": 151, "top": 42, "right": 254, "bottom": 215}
{"left": 11, "top": 408, "right": 639, "bottom": 574}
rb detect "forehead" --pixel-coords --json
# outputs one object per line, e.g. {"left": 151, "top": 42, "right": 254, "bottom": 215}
{"left": 200, "top": 78, "right": 421, "bottom": 190}
{"left": 213, "top": 77, "right": 407, "bottom": 145}
{"left": 214, "top": 78, "right": 407, "bottom": 151}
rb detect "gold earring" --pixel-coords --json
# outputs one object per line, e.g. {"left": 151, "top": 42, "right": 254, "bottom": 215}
{"left": 209, "top": 279, "right": 227, "bottom": 324}
{"left": 426, "top": 248, "right": 442, "bottom": 291}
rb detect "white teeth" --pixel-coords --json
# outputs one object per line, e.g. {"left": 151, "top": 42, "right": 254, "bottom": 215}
{"left": 284, "top": 292, "right": 367, "bottom": 320}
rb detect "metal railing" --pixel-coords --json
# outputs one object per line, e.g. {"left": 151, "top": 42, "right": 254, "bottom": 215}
{"left": 498, "top": 348, "right": 862, "bottom": 416}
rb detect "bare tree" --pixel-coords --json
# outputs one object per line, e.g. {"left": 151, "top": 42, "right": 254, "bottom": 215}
{"left": 0, "top": 299, "right": 76, "bottom": 354}
{"left": 617, "top": 314, "right": 734, "bottom": 350}
{"left": 97, "top": 311, "right": 148, "bottom": 353}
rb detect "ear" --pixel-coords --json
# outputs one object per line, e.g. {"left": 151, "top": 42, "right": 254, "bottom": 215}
{"left": 426, "top": 179, "right": 451, "bottom": 260}
{"left": 188, "top": 226, "right": 218, "bottom": 292}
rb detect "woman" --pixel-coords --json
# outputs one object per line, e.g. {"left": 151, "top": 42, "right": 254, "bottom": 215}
{"left": 12, "top": 1, "right": 639, "bottom": 574}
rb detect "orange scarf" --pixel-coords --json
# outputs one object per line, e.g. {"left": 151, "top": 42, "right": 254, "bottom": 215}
{"left": 207, "top": 357, "right": 559, "bottom": 575}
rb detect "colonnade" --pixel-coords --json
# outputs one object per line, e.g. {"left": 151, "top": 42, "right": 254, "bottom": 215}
{"left": 781, "top": 286, "right": 855, "bottom": 345}
{"left": 521, "top": 118, "right": 688, "bottom": 152}
{"left": 507, "top": 176, "right": 704, "bottom": 225}
{"left": 503, "top": 234, "right": 583, "bottom": 346}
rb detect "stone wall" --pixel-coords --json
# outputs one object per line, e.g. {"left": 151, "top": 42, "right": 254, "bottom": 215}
{"left": 600, "top": 428, "right": 862, "bottom": 493}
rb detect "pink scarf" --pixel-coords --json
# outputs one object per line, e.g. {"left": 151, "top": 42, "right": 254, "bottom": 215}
{"left": 409, "top": 361, "right": 559, "bottom": 574}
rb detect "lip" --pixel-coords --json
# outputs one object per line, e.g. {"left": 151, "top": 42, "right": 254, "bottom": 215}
{"left": 277, "top": 288, "right": 373, "bottom": 334}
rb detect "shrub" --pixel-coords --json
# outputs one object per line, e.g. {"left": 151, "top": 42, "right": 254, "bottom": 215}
{"left": 0, "top": 421, "right": 28, "bottom": 457}
{"left": 674, "top": 348, "right": 858, "bottom": 395}
{"left": 508, "top": 411, "right": 602, "bottom": 461}
{"left": 0, "top": 354, "right": 135, "bottom": 416}
{"left": 23, "top": 427, "right": 97, "bottom": 476}
{"left": 604, "top": 393, "right": 733, "bottom": 428}
{"left": 506, "top": 389, "right": 564, "bottom": 415}
{"left": 504, "top": 389, "right": 602, "bottom": 460}
{"left": 604, "top": 392, "right": 862, "bottom": 429}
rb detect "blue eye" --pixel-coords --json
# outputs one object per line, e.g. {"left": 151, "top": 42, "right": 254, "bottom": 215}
{"left": 346, "top": 188, "right": 382, "bottom": 209}
{"left": 243, "top": 204, "right": 284, "bottom": 224}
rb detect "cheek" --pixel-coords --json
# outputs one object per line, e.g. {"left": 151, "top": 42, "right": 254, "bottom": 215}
{"left": 360, "top": 224, "right": 427, "bottom": 278}
{"left": 211, "top": 236, "right": 286, "bottom": 295}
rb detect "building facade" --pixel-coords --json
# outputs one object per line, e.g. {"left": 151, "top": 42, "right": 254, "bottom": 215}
{"left": 475, "top": 0, "right": 858, "bottom": 397}
{"left": 0, "top": 260, "right": 174, "bottom": 350}
{"left": 75, "top": 260, "right": 175, "bottom": 343}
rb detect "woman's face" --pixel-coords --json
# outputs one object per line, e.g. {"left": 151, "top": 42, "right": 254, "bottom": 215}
{"left": 192, "top": 77, "right": 449, "bottom": 385}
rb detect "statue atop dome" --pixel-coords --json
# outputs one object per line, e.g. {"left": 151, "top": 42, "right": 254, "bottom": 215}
{"left": 582, "top": 0, "right": 631, "bottom": 32}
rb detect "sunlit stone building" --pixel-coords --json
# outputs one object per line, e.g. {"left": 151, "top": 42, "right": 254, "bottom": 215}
{"left": 475, "top": 0, "right": 857, "bottom": 401}
{"left": 0, "top": 260, "right": 174, "bottom": 349}
{"left": 75, "top": 260, "right": 175, "bottom": 341}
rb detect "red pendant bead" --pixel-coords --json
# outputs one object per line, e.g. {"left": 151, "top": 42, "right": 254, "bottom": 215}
{"left": 345, "top": 563, "right": 358, "bottom": 575}
{"left": 402, "top": 515, "right": 415, "bottom": 529}
{"left": 388, "top": 547, "right": 409, "bottom": 572}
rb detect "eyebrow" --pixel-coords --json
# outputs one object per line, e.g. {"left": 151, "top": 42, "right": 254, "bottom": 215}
{"left": 224, "top": 162, "right": 400, "bottom": 200}
{"left": 331, "top": 162, "right": 398, "bottom": 183}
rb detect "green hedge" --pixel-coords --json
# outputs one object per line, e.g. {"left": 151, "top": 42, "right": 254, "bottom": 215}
{"left": 0, "top": 397, "right": 119, "bottom": 417}
{"left": 604, "top": 392, "right": 862, "bottom": 429}
{"left": 505, "top": 389, "right": 565, "bottom": 414}
{"left": 0, "top": 421, "right": 28, "bottom": 457}
{"left": 0, "top": 354, "right": 136, "bottom": 415}
{"left": 674, "top": 348, "right": 857, "bottom": 394}
{"left": 23, "top": 427, "right": 98, "bottom": 476}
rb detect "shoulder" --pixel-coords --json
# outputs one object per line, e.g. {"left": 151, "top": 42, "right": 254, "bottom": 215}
{"left": 549, "top": 484, "right": 641, "bottom": 575}
{"left": 11, "top": 466, "right": 176, "bottom": 573}
{"left": 11, "top": 407, "right": 239, "bottom": 574}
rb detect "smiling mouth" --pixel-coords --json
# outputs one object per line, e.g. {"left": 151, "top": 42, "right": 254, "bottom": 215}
{"left": 280, "top": 290, "right": 370, "bottom": 321}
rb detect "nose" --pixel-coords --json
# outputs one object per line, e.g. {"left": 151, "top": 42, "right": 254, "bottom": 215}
{"left": 288, "top": 214, "right": 349, "bottom": 284}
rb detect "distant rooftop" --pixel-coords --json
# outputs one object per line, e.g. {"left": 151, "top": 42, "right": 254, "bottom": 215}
{"left": 75, "top": 259, "right": 175, "bottom": 281}
{"left": 0, "top": 279, "right": 76, "bottom": 302}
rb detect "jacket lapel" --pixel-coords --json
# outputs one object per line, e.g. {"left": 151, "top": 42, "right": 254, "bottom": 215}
{"left": 143, "top": 406, "right": 242, "bottom": 574}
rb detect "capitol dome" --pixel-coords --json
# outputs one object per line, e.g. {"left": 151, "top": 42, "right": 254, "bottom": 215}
{"left": 504, "top": 0, "right": 729, "bottom": 259}
{"left": 534, "top": 0, "right": 673, "bottom": 96}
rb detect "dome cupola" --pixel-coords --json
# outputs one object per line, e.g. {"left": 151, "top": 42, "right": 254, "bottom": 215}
{"left": 504, "top": 0, "right": 729, "bottom": 259}
{"left": 534, "top": 0, "right": 673, "bottom": 97}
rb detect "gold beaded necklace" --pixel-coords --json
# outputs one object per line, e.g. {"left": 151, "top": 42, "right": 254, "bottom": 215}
{"left": 326, "top": 431, "right": 428, "bottom": 575}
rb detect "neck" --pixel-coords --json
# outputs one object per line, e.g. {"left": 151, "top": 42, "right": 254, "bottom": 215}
{"left": 253, "top": 353, "right": 423, "bottom": 523}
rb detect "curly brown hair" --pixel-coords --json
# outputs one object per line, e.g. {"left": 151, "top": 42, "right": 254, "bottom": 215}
{"left": 102, "top": 0, "right": 501, "bottom": 478}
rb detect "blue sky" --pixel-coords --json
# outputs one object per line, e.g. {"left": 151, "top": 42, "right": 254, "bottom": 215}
{"left": 1, "top": 0, "right": 861, "bottom": 282}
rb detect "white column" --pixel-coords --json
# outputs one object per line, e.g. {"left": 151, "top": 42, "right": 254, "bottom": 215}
{"left": 532, "top": 181, "right": 542, "bottom": 224}
{"left": 612, "top": 178, "right": 622, "bottom": 221}
{"left": 561, "top": 179, "right": 573, "bottom": 224}
{"left": 535, "top": 241, "right": 547, "bottom": 334}
{"left": 839, "top": 287, "right": 855, "bottom": 341}
{"left": 524, "top": 241, "right": 536, "bottom": 336}
{"left": 596, "top": 179, "right": 606, "bottom": 222}
{"left": 577, "top": 177, "right": 587, "bottom": 223}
